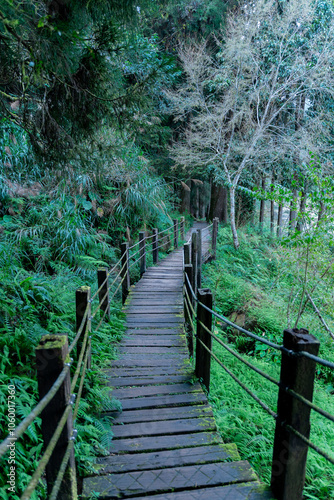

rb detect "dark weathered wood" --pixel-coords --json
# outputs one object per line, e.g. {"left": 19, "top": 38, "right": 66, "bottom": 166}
{"left": 97, "top": 267, "right": 110, "bottom": 320}
{"left": 96, "top": 444, "right": 236, "bottom": 474}
{"left": 152, "top": 228, "right": 158, "bottom": 264}
{"left": 129, "top": 482, "right": 273, "bottom": 500}
{"left": 197, "top": 228, "right": 202, "bottom": 288}
{"left": 191, "top": 231, "right": 198, "bottom": 292}
{"left": 139, "top": 231, "right": 146, "bottom": 276}
{"left": 121, "top": 242, "right": 130, "bottom": 304}
{"left": 173, "top": 219, "right": 179, "bottom": 249}
{"left": 271, "top": 328, "right": 320, "bottom": 500}
{"left": 116, "top": 391, "right": 207, "bottom": 411}
{"left": 196, "top": 288, "right": 213, "bottom": 393}
{"left": 112, "top": 416, "right": 216, "bottom": 438}
{"left": 82, "top": 460, "right": 256, "bottom": 498}
{"left": 107, "top": 374, "right": 195, "bottom": 387}
{"left": 109, "top": 405, "right": 213, "bottom": 424}
{"left": 183, "top": 242, "right": 190, "bottom": 266}
{"left": 36, "top": 335, "right": 77, "bottom": 499}
{"left": 212, "top": 217, "right": 219, "bottom": 260}
{"left": 112, "top": 382, "right": 202, "bottom": 399}
{"left": 109, "top": 430, "right": 222, "bottom": 453}
{"left": 75, "top": 285, "right": 91, "bottom": 368}
{"left": 122, "top": 336, "right": 187, "bottom": 347}
{"left": 180, "top": 216, "right": 185, "bottom": 241}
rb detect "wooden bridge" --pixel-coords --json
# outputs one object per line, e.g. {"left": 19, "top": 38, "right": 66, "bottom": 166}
{"left": 82, "top": 223, "right": 272, "bottom": 499}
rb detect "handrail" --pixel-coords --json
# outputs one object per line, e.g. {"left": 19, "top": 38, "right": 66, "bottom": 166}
{"left": 0, "top": 219, "right": 183, "bottom": 499}
{"left": 182, "top": 224, "right": 334, "bottom": 493}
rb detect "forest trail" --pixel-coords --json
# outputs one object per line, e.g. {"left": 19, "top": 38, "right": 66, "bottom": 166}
{"left": 82, "top": 222, "right": 273, "bottom": 499}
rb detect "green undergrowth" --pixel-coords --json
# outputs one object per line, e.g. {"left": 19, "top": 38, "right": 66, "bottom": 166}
{"left": 202, "top": 225, "right": 334, "bottom": 500}
{"left": 0, "top": 239, "right": 125, "bottom": 499}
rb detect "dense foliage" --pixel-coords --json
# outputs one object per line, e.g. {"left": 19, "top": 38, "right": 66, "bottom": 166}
{"left": 203, "top": 225, "right": 334, "bottom": 500}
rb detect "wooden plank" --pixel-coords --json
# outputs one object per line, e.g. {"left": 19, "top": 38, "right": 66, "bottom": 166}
{"left": 117, "top": 392, "right": 207, "bottom": 410}
{"left": 112, "top": 358, "right": 188, "bottom": 368}
{"left": 124, "top": 329, "right": 184, "bottom": 335}
{"left": 125, "top": 482, "right": 273, "bottom": 500}
{"left": 107, "top": 374, "right": 194, "bottom": 388}
{"left": 122, "top": 336, "right": 187, "bottom": 346}
{"left": 118, "top": 346, "right": 188, "bottom": 355}
{"left": 109, "top": 405, "right": 213, "bottom": 424}
{"left": 107, "top": 367, "right": 193, "bottom": 377}
{"left": 126, "top": 315, "right": 183, "bottom": 321}
{"left": 111, "top": 416, "right": 216, "bottom": 438}
{"left": 82, "top": 461, "right": 257, "bottom": 498}
{"left": 111, "top": 382, "right": 202, "bottom": 399}
{"left": 109, "top": 431, "right": 222, "bottom": 454}
{"left": 95, "top": 444, "right": 239, "bottom": 473}
{"left": 125, "top": 307, "right": 183, "bottom": 313}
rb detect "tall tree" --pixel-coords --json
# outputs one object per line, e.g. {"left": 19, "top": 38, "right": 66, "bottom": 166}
{"left": 168, "top": 0, "right": 334, "bottom": 248}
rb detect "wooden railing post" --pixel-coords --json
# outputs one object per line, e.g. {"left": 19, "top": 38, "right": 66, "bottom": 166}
{"left": 191, "top": 231, "right": 198, "bottom": 293}
{"left": 183, "top": 242, "right": 191, "bottom": 266}
{"left": 139, "top": 231, "right": 146, "bottom": 276}
{"left": 197, "top": 228, "right": 202, "bottom": 289}
{"left": 195, "top": 288, "right": 212, "bottom": 393}
{"left": 75, "top": 286, "right": 91, "bottom": 369}
{"left": 152, "top": 228, "right": 158, "bottom": 264}
{"left": 121, "top": 242, "right": 130, "bottom": 304}
{"left": 184, "top": 264, "right": 194, "bottom": 357}
{"left": 271, "top": 328, "right": 320, "bottom": 500}
{"left": 180, "top": 216, "right": 185, "bottom": 241}
{"left": 173, "top": 219, "right": 179, "bottom": 249}
{"left": 36, "top": 335, "right": 77, "bottom": 499}
{"left": 212, "top": 217, "right": 219, "bottom": 260}
{"left": 97, "top": 268, "right": 110, "bottom": 321}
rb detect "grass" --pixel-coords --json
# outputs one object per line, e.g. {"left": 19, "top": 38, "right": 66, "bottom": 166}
{"left": 202, "top": 224, "right": 334, "bottom": 500}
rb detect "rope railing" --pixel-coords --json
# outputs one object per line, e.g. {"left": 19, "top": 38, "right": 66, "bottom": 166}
{"left": 0, "top": 362, "right": 72, "bottom": 460}
{"left": 0, "top": 218, "right": 187, "bottom": 500}
{"left": 182, "top": 224, "right": 334, "bottom": 500}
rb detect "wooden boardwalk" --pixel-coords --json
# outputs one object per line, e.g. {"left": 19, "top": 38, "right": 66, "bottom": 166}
{"left": 82, "top": 224, "right": 273, "bottom": 499}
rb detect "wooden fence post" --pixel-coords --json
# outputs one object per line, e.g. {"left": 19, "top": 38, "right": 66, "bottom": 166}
{"left": 97, "top": 268, "right": 110, "bottom": 320}
{"left": 173, "top": 219, "right": 179, "bottom": 249}
{"left": 195, "top": 288, "right": 212, "bottom": 393}
{"left": 197, "top": 228, "right": 202, "bottom": 289}
{"left": 36, "top": 335, "right": 77, "bottom": 499}
{"left": 75, "top": 286, "right": 91, "bottom": 369}
{"left": 180, "top": 216, "right": 185, "bottom": 241}
{"left": 184, "top": 264, "right": 194, "bottom": 357}
{"left": 271, "top": 328, "right": 320, "bottom": 500}
{"left": 152, "top": 228, "right": 158, "bottom": 264}
{"left": 191, "top": 231, "right": 198, "bottom": 293}
{"left": 212, "top": 217, "right": 219, "bottom": 260}
{"left": 121, "top": 242, "right": 130, "bottom": 304}
{"left": 184, "top": 242, "right": 191, "bottom": 266}
{"left": 139, "top": 231, "right": 146, "bottom": 276}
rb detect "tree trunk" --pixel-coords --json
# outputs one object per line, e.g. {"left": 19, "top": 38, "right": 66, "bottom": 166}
{"left": 318, "top": 200, "right": 325, "bottom": 224}
{"left": 277, "top": 203, "right": 283, "bottom": 238}
{"left": 259, "top": 177, "right": 266, "bottom": 226}
{"left": 209, "top": 183, "right": 228, "bottom": 223}
{"left": 289, "top": 188, "right": 298, "bottom": 233}
{"left": 195, "top": 186, "right": 200, "bottom": 219}
{"left": 296, "top": 190, "right": 307, "bottom": 232}
{"left": 230, "top": 186, "right": 239, "bottom": 249}
{"left": 180, "top": 181, "right": 191, "bottom": 213}
{"left": 270, "top": 172, "right": 275, "bottom": 233}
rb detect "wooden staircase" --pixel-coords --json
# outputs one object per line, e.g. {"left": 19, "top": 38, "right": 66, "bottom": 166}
{"left": 82, "top": 226, "right": 273, "bottom": 499}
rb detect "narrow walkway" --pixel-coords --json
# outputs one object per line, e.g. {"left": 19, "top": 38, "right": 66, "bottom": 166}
{"left": 83, "top": 225, "right": 272, "bottom": 499}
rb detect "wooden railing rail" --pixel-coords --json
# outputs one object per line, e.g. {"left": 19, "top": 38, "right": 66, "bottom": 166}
{"left": 182, "top": 230, "right": 334, "bottom": 500}
{"left": 0, "top": 218, "right": 186, "bottom": 500}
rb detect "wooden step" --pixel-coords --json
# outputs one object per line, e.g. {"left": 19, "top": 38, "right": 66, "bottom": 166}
{"left": 82, "top": 461, "right": 257, "bottom": 498}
